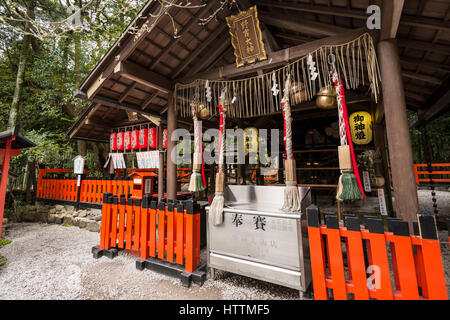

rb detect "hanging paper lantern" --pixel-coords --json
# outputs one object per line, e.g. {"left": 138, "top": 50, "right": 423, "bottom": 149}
{"left": 244, "top": 127, "right": 258, "bottom": 153}
{"left": 131, "top": 130, "right": 139, "bottom": 150}
{"left": 110, "top": 133, "right": 117, "bottom": 151}
{"left": 116, "top": 132, "right": 124, "bottom": 150}
{"left": 139, "top": 128, "right": 148, "bottom": 148}
{"left": 163, "top": 128, "right": 168, "bottom": 149}
{"left": 349, "top": 111, "right": 373, "bottom": 145}
{"left": 124, "top": 131, "right": 132, "bottom": 150}
{"left": 148, "top": 127, "right": 157, "bottom": 149}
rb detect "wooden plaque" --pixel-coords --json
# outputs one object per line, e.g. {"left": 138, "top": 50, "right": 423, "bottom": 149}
{"left": 226, "top": 6, "right": 267, "bottom": 68}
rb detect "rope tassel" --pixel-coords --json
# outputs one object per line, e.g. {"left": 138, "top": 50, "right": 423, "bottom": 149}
{"left": 332, "top": 62, "right": 365, "bottom": 201}
{"left": 281, "top": 77, "right": 301, "bottom": 212}
{"left": 188, "top": 99, "right": 205, "bottom": 192}
{"left": 209, "top": 98, "right": 227, "bottom": 226}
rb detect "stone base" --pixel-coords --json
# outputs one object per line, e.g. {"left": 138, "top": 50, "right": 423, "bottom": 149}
{"left": 92, "top": 246, "right": 118, "bottom": 259}
{"left": 136, "top": 257, "right": 206, "bottom": 287}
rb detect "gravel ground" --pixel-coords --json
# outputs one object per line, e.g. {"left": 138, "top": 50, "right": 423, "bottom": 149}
{"left": 418, "top": 189, "right": 450, "bottom": 219}
{"left": 0, "top": 223, "right": 301, "bottom": 300}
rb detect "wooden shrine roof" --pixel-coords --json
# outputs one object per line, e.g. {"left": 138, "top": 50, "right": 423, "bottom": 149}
{"left": 68, "top": 0, "right": 450, "bottom": 142}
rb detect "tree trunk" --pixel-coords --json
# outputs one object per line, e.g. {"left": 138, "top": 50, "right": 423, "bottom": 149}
{"left": 91, "top": 142, "right": 108, "bottom": 174}
{"left": 7, "top": 32, "right": 31, "bottom": 129}
{"left": 25, "top": 160, "right": 35, "bottom": 203}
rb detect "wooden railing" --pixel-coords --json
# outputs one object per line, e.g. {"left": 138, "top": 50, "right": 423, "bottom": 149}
{"left": 97, "top": 194, "right": 202, "bottom": 273}
{"left": 306, "top": 205, "right": 448, "bottom": 300}
{"left": 413, "top": 163, "right": 450, "bottom": 184}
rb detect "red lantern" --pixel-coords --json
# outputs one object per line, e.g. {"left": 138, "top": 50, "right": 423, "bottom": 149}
{"left": 110, "top": 133, "right": 117, "bottom": 151}
{"left": 116, "top": 132, "right": 124, "bottom": 150}
{"left": 163, "top": 128, "right": 168, "bottom": 149}
{"left": 148, "top": 127, "right": 157, "bottom": 149}
{"left": 139, "top": 128, "right": 148, "bottom": 148}
{"left": 131, "top": 130, "right": 139, "bottom": 150}
{"left": 124, "top": 131, "right": 131, "bottom": 150}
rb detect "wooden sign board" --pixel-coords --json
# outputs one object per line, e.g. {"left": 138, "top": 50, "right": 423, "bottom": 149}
{"left": 226, "top": 6, "right": 267, "bottom": 68}
{"left": 73, "top": 155, "right": 85, "bottom": 175}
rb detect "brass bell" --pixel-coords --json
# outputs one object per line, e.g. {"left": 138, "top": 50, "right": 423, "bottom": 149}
{"left": 316, "top": 86, "right": 337, "bottom": 109}
{"left": 197, "top": 104, "right": 210, "bottom": 119}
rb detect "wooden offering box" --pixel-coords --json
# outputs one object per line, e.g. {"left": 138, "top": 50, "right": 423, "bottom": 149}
{"left": 128, "top": 171, "right": 157, "bottom": 199}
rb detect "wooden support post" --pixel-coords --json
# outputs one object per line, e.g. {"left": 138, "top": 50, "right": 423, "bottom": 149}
{"left": 378, "top": 39, "right": 419, "bottom": 226}
{"left": 158, "top": 126, "right": 164, "bottom": 201}
{"left": 0, "top": 138, "right": 12, "bottom": 238}
{"left": 373, "top": 121, "right": 394, "bottom": 216}
{"left": 166, "top": 91, "right": 177, "bottom": 200}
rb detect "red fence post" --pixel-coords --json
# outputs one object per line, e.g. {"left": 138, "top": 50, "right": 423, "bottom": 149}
{"left": 342, "top": 216, "right": 370, "bottom": 300}
{"left": 140, "top": 196, "right": 150, "bottom": 260}
{"left": 100, "top": 193, "right": 112, "bottom": 250}
{"left": 166, "top": 202, "right": 175, "bottom": 263}
{"left": 157, "top": 202, "right": 166, "bottom": 260}
{"left": 175, "top": 202, "right": 184, "bottom": 265}
{"left": 306, "top": 205, "right": 329, "bottom": 300}
{"left": 149, "top": 200, "right": 157, "bottom": 258}
{"left": 417, "top": 215, "right": 448, "bottom": 300}
{"left": 184, "top": 200, "right": 195, "bottom": 273}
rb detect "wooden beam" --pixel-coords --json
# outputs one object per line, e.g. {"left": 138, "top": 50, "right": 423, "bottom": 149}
{"left": 69, "top": 104, "right": 101, "bottom": 139}
{"left": 400, "top": 57, "right": 450, "bottom": 73}
{"left": 413, "top": 76, "right": 450, "bottom": 126}
{"left": 170, "top": 24, "right": 228, "bottom": 79}
{"left": 119, "top": 82, "right": 137, "bottom": 103}
{"left": 380, "top": 0, "right": 404, "bottom": 40}
{"left": 166, "top": 91, "right": 177, "bottom": 200}
{"left": 404, "top": 91, "right": 426, "bottom": 102}
{"left": 148, "top": 1, "right": 218, "bottom": 70}
{"left": 378, "top": 39, "right": 418, "bottom": 225}
{"left": 114, "top": 61, "right": 173, "bottom": 93}
{"left": 141, "top": 91, "right": 159, "bottom": 110}
{"left": 177, "top": 28, "right": 375, "bottom": 83}
{"left": 397, "top": 39, "right": 450, "bottom": 55}
{"left": 184, "top": 35, "right": 231, "bottom": 77}
{"left": 259, "top": 11, "right": 349, "bottom": 36}
{"left": 91, "top": 95, "right": 162, "bottom": 119}
{"left": 257, "top": 0, "right": 450, "bottom": 32}
{"left": 273, "top": 32, "right": 316, "bottom": 44}
{"left": 402, "top": 71, "right": 442, "bottom": 85}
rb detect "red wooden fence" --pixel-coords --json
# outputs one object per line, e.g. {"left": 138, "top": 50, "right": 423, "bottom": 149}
{"left": 99, "top": 194, "right": 201, "bottom": 273}
{"left": 306, "top": 205, "right": 448, "bottom": 300}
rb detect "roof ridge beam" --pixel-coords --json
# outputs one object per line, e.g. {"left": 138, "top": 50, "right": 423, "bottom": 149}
{"left": 114, "top": 61, "right": 173, "bottom": 93}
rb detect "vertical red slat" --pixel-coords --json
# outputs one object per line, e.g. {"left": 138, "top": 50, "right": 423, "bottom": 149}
{"left": 363, "top": 230, "right": 393, "bottom": 300}
{"left": 149, "top": 201, "right": 157, "bottom": 257}
{"left": 125, "top": 198, "right": 133, "bottom": 250}
{"left": 157, "top": 202, "right": 166, "bottom": 260}
{"left": 140, "top": 197, "right": 149, "bottom": 260}
{"left": 118, "top": 195, "right": 126, "bottom": 248}
{"left": 342, "top": 227, "right": 369, "bottom": 300}
{"left": 175, "top": 203, "right": 184, "bottom": 265}
{"left": 323, "top": 227, "right": 347, "bottom": 300}
{"left": 166, "top": 203, "right": 174, "bottom": 262}
{"left": 133, "top": 200, "right": 141, "bottom": 251}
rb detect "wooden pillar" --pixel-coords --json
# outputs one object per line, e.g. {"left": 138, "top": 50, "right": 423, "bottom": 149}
{"left": 378, "top": 39, "right": 419, "bottom": 225}
{"left": 166, "top": 91, "right": 177, "bottom": 200}
{"left": 0, "top": 138, "right": 12, "bottom": 238}
{"left": 157, "top": 125, "right": 164, "bottom": 200}
{"left": 373, "top": 121, "right": 394, "bottom": 216}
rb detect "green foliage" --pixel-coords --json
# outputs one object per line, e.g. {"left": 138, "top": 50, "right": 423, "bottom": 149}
{"left": 0, "top": 256, "right": 7, "bottom": 269}
{"left": 0, "top": 239, "right": 12, "bottom": 248}
{"left": 61, "top": 223, "right": 73, "bottom": 227}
